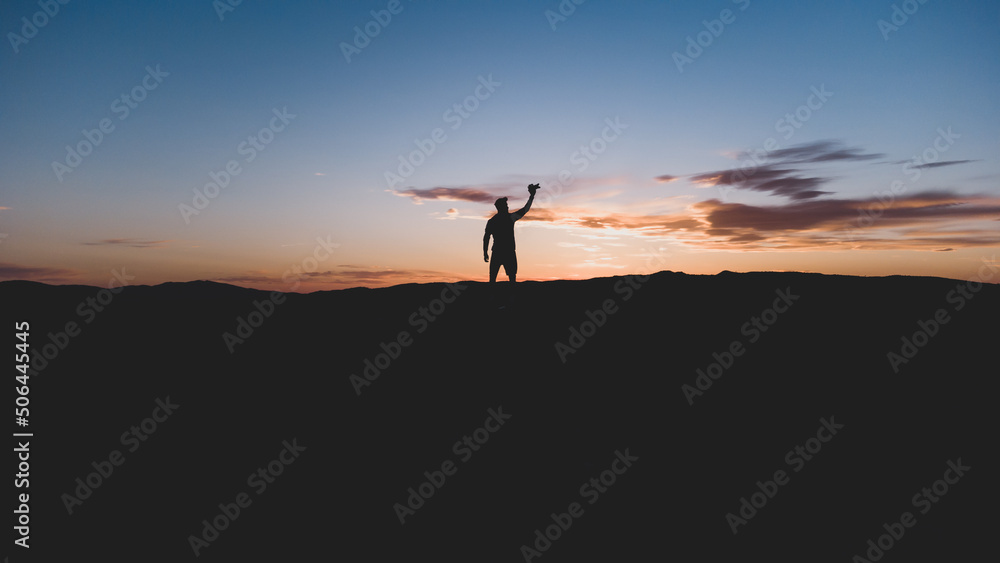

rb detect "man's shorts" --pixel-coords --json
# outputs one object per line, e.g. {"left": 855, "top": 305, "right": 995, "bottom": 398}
{"left": 491, "top": 250, "right": 517, "bottom": 276}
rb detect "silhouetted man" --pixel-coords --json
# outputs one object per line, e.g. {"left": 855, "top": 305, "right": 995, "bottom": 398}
{"left": 484, "top": 183, "right": 538, "bottom": 303}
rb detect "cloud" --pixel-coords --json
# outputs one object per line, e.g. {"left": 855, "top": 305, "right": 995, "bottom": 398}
{"left": 759, "top": 140, "right": 884, "bottom": 164}
{"left": 207, "top": 269, "right": 280, "bottom": 284}
{"left": 313, "top": 267, "right": 469, "bottom": 288}
{"left": 515, "top": 205, "right": 702, "bottom": 234}
{"left": 695, "top": 191, "right": 1000, "bottom": 232}
{"left": 685, "top": 190, "right": 1000, "bottom": 249}
{"left": 210, "top": 270, "right": 348, "bottom": 285}
{"left": 0, "top": 262, "right": 81, "bottom": 282}
{"left": 210, "top": 266, "right": 467, "bottom": 290}
{"left": 83, "top": 238, "right": 170, "bottom": 248}
{"left": 661, "top": 140, "right": 993, "bottom": 247}
{"left": 748, "top": 174, "right": 829, "bottom": 200}
{"left": 513, "top": 208, "right": 560, "bottom": 222}
{"left": 655, "top": 175, "right": 679, "bottom": 183}
{"left": 390, "top": 186, "right": 500, "bottom": 205}
{"left": 689, "top": 166, "right": 832, "bottom": 199}
{"left": 557, "top": 242, "right": 602, "bottom": 252}
{"left": 571, "top": 260, "right": 626, "bottom": 269}
{"left": 392, "top": 176, "right": 624, "bottom": 209}
{"left": 911, "top": 159, "right": 978, "bottom": 170}
{"left": 677, "top": 140, "right": 886, "bottom": 200}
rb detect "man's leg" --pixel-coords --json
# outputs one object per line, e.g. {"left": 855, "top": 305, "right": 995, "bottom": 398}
{"left": 489, "top": 254, "right": 501, "bottom": 283}
{"left": 507, "top": 253, "right": 518, "bottom": 301}
{"left": 489, "top": 255, "right": 501, "bottom": 300}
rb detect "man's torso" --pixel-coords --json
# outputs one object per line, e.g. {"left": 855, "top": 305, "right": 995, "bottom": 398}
{"left": 487, "top": 213, "right": 515, "bottom": 252}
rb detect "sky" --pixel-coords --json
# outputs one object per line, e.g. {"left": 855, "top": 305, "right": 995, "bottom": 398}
{"left": 1, "top": 0, "right": 998, "bottom": 291}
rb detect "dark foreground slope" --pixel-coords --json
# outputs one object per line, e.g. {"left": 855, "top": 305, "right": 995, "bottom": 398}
{"left": 2, "top": 271, "right": 996, "bottom": 562}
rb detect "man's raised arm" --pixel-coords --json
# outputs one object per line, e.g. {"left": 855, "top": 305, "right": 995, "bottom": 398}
{"left": 511, "top": 184, "right": 539, "bottom": 221}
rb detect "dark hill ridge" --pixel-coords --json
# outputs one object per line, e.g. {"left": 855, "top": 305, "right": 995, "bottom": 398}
{"left": 1, "top": 271, "right": 995, "bottom": 561}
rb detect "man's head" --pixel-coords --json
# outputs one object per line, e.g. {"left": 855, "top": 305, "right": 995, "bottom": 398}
{"left": 494, "top": 197, "right": 508, "bottom": 213}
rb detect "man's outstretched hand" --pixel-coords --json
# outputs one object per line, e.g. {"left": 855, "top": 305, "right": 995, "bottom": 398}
{"left": 528, "top": 183, "right": 540, "bottom": 195}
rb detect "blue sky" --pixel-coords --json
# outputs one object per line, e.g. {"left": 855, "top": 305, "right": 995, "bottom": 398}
{"left": 1, "top": 0, "right": 997, "bottom": 290}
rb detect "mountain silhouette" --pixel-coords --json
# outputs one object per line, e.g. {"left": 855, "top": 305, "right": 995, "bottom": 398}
{"left": 2, "top": 271, "right": 994, "bottom": 561}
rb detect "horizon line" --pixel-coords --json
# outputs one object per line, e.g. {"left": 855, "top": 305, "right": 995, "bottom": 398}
{"left": 2, "top": 268, "right": 995, "bottom": 295}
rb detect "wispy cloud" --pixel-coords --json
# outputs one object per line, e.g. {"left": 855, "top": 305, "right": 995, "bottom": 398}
{"left": 0, "top": 262, "right": 81, "bottom": 282}
{"left": 663, "top": 140, "right": 885, "bottom": 200}
{"left": 390, "top": 186, "right": 501, "bottom": 205}
{"left": 211, "top": 266, "right": 468, "bottom": 290}
{"left": 517, "top": 206, "right": 701, "bottom": 233}
{"left": 910, "top": 159, "right": 978, "bottom": 170}
{"left": 392, "top": 176, "right": 628, "bottom": 208}
{"left": 694, "top": 191, "right": 998, "bottom": 233}
{"left": 690, "top": 167, "right": 830, "bottom": 200}
{"left": 208, "top": 270, "right": 276, "bottom": 285}
{"left": 83, "top": 238, "right": 170, "bottom": 248}
{"left": 689, "top": 190, "right": 1000, "bottom": 249}
{"left": 760, "top": 140, "right": 884, "bottom": 164}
